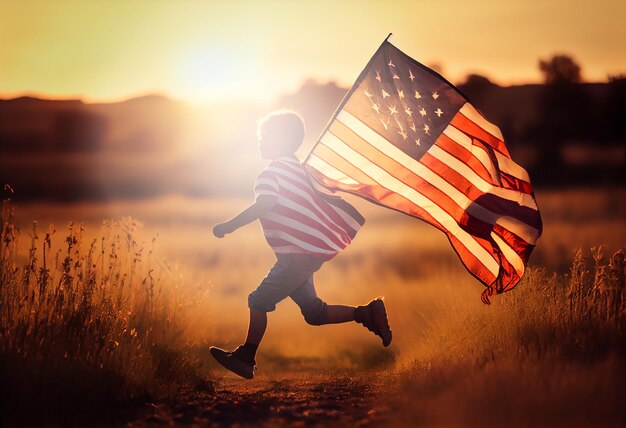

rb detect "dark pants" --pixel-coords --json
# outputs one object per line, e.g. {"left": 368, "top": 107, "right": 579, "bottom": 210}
{"left": 248, "top": 253, "right": 329, "bottom": 325}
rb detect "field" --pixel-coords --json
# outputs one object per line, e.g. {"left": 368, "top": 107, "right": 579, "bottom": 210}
{"left": 1, "top": 187, "right": 625, "bottom": 427}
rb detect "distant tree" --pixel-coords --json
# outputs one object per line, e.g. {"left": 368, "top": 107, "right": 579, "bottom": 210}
{"left": 458, "top": 74, "right": 497, "bottom": 94}
{"left": 539, "top": 55, "right": 582, "bottom": 84}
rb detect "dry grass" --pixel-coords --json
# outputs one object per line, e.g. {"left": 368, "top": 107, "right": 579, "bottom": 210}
{"left": 1, "top": 187, "right": 625, "bottom": 426}
{"left": 0, "top": 199, "right": 209, "bottom": 425}
{"left": 388, "top": 248, "right": 625, "bottom": 427}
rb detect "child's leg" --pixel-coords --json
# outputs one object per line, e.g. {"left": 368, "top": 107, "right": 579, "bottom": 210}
{"left": 325, "top": 305, "right": 356, "bottom": 324}
{"left": 291, "top": 277, "right": 357, "bottom": 325}
{"left": 244, "top": 308, "right": 267, "bottom": 345}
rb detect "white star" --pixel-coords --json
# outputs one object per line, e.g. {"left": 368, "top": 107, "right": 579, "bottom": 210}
{"left": 404, "top": 107, "right": 412, "bottom": 117}
{"left": 364, "top": 90, "right": 373, "bottom": 98}
{"left": 414, "top": 90, "right": 422, "bottom": 100}
{"left": 388, "top": 105, "right": 398, "bottom": 115}
{"left": 423, "top": 124, "right": 430, "bottom": 134}
{"left": 395, "top": 119, "right": 404, "bottom": 132}
{"left": 371, "top": 103, "right": 380, "bottom": 114}
{"left": 375, "top": 70, "right": 381, "bottom": 82}
{"left": 392, "top": 74, "right": 400, "bottom": 80}
{"left": 415, "top": 138, "right": 421, "bottom": 146}
{"left": 432, "top": 91, "right": 439, "bottom": 99}
{"left": 398, "top": 129, "right": 408, "bottom": 140}
{"left": 380, "top": 118, "right": 389, "bottom": 130}
{"left": 388, "top": 60, "right": 395, "bottom": 67}
{"left": 397, "top": 89, "right": 404, "bottom": 98}
{"left": 409, "top": 122, "right": 416, "bottom": 132}
{"left": 409, "top": 69, "right": 415, "bottom": 81}
{"left": 435, "top": 108, "right": 443, "bottom": 117}
{"left": 419, "top": 107, "right": 427, "bottom": 117}
{"left": 382, "top": 89, "right": 390, "bottom": 98}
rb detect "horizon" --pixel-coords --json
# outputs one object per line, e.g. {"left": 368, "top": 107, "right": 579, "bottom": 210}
{"left": 1, "top": 0, "right": 625, "bottom": 104}
{"left": 1, "top": 74, "right": 621, "bottom": 107}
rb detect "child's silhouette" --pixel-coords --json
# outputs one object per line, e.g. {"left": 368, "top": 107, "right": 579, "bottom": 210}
{"left": 210, "top": 111, "right": 392, "bottom": 379}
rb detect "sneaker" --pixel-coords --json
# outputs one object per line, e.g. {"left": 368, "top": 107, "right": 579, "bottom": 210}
{"left": 209, "top": 346, "right": 256, "bottom": 379}
{"left": 355, "top": 297, "right": 392, "bottom": 347}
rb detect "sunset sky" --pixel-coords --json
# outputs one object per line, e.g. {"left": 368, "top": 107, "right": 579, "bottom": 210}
{"left": 1, "top": 0, "right": 624, "bottom": 104}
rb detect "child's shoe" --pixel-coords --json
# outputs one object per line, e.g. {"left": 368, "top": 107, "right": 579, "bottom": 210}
{"left": 355, "top": 297, "right": 393, "bottom": 347}
{"left": 209, "top": 345, "right": 256, "bottom": 379}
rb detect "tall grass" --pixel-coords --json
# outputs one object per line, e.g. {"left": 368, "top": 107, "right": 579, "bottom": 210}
{"left": 390, "top": 248, "right": 625, "bottom": 427}
{"left": 0, "top": 198, "right": 204, "bottom": 425}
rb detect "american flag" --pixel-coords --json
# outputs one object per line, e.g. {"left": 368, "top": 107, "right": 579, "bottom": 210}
{"left": 303, "top": 39, "right": 542, "bottom": 303}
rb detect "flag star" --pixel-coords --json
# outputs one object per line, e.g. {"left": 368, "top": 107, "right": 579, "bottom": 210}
{"left": 415, "top": 138, "right": 421, "bottom": 146}
{"left": 382, "top": 89, "right": 390, "bottom": 98}
{"left": 414, "top": 90, "right": 422, "bottom": 100}
{"left": 423, "top": 124, "right": 430, "bottom": 134}
{"left": 397, "top": 89, "right": 404, "bottom": 98}
{"left": 409, "top": 122, "right": 416, "bottom": 132}
{"left": 380, "top": 118, "right": 389, "bottom": 130}
{"left": 409, "top": 69, "right": 415, "bottom": 81}
{"left": 395, "top": 119, "right": 404, "bottom": 132}
{"left": 435, "top": 108, "right": 443, "bottom": 117}
{"left": 375, "top": 70, "right": 381, "bottom": 82}
{"left": 432, "top": 91, "right": 439, "bottom": 99}
{"left": 388, "top": 105, "right": 398, "bottom": 115}
{"left": 371, "top": 103, "right": 380, "bottom": 114}
{"left": 404, "top": 107, "right": 412, "bottom": 117}
{"left": 398, "top": 129, "right": 408, "bottom": 140}
{"left": 388, "top": 59, "right": 395, "bottom": 67}
{"left": 392, "top": 73, "right": 400, "bottom": 80}
{"left": 419, "top": 107, "right": 427, "bottom": 117}
{"left": 364, "top": 90, "right": 373, "bottom": 98}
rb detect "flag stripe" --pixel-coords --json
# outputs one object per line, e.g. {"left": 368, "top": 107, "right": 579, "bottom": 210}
{"left": 420, "top": 151, "right": 542, "bottom": 233}
{"left": 306, "top": 166, "right": 499, "bottom": 284}
{"left": 270, "top": 172, "right": 354, "bottom": 239}
{"left": 256, "top": 157, "right": 363, "bottom": 259}
{"left": 272, "top": 199, "right": 350, "bottom": 246}
{"left": 327, "top": 123, "right": 508, "bottom": 248}
{"left": 459, "top": 103, "right": 504, "bottom": 142}
{"left": 273, "top": 161, "right": 362, "bottom": 235}
{"left": 451, "top": 112, "right": 510, "bottom": 157}
{"left": 333, "top": 111, "right": 540, "bottom": 243}
{"left": 435, "top": 131, "right": 495, "bottom": 183}
{"left": 430, "top": 128, "right": 538, "bottom": 209}
{"left": 306, "top": 144, "right": 378, "bottom": 186}
{"left": 306, "top": 154, "right": 360, "bottom": 185}
{"left": 262, "top": 217, "right": 340, "bottom": 252}
{"left": 318, "top": 130, "right": 500, "bottom": 275}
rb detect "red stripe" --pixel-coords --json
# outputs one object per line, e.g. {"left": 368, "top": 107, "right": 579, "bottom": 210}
{"left": 435, "top": 133, "right": 495, "bottom": 184}
{"left": 500, "top": 170, "right": 533, "bottom": 194}
{"left": 278, "top": 182, "right": 352, "bottom": 238}
{"left": 493, "top": 223, "right": 537, "bottom": 266}
{"left": 272, "top": 167, "right": 357, "bottom": 235}
{"left": 451, "top": 113, "right": 510, "bottom": 157}
{"left": 260, "top": 218, "right": 337, "bottom": 252}
{"left": 272, "top": 204, "right": 349, "bottom": 248}
{"left": 420, "top": 151, "right": 542, "bottom": 231}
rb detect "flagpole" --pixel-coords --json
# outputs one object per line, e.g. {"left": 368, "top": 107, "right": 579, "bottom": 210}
{"left": 303, "top": 33, "right": 392, "bottom": 164}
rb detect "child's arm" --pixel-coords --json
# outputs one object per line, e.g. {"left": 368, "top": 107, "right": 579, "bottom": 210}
{"left": 212, "top": 195, "right": 277, "bottom": 238}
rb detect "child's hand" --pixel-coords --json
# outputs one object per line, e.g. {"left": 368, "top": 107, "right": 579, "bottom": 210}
{"left": 213, "top": 222, "right": 232, "bottom": 238}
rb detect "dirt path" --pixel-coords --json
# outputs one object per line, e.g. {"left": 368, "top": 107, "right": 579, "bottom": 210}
{"left": 130, "top": 372, "right": 390, "bottom": 427}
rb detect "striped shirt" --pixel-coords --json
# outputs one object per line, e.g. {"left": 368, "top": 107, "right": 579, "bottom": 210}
{"left": 254, "top": 156, "right": 365, "bottom": 260}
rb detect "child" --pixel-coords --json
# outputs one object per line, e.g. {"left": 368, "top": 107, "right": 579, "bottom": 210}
{"left": 210, "top": 110, "right": 392, "bottom": 379}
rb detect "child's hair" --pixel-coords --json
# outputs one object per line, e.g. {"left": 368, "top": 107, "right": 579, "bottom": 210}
{"left": 257, "top": 110, "right": 305, "bottom": 154}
